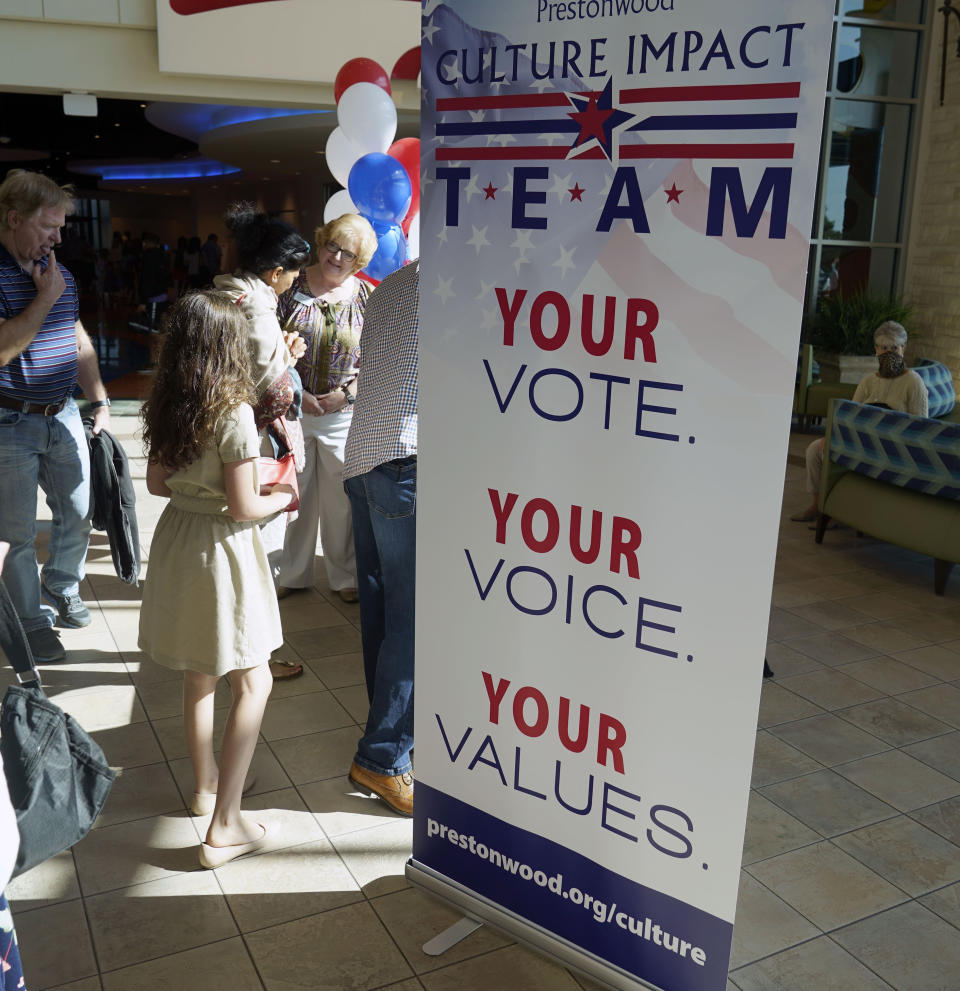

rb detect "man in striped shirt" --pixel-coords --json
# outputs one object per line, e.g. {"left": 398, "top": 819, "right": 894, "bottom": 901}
{"left": 344, "top": 260, "right": 419, "bottom": 816}
{"left": 0, "top": 171, "right": 111, "bottom": 664}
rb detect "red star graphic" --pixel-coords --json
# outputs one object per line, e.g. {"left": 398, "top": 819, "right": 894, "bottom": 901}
{"left": 665, "top": 183, "right": 683, "bottom": 204}
{"left": 482, "top": 182, "right": 498, "bottom": 200}
{"left": 568, "top": 184, "right": 585, "bottom": 202}
{"left": 569, "top": 93, "right": 615, "bottom": 147}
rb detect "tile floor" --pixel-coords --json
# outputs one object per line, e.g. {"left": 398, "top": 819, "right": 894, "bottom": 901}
{"left": 4, "top": 418, "right": 960, "bottom": 991}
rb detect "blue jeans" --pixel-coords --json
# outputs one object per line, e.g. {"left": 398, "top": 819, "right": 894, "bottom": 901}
{"left": 345, "top": 456, "right": 417, "bottom": 777}
{"left": 0, "top": 399, "right": 91, "bottom": 632}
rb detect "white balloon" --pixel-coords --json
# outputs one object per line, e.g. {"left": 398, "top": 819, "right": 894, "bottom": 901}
{"left": 323, "top": 188, "right": 358, "bottom": 225}
{"left": 337, "top": 81, "right": 397, "bottom": 155}
{"left": 406, "top": 211, "right": 420, "bottom": 261}
{"left": 325, "top": 127, "right": 363, "bottom": 188}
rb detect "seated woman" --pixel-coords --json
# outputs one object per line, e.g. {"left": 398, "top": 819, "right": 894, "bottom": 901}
{"left": 791, "top": 320, "right": 928, "bottom": 523}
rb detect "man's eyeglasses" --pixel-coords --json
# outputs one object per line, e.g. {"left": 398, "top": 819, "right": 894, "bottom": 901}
{"left": 324, "top": 240, "right": 357, "bottom": 264}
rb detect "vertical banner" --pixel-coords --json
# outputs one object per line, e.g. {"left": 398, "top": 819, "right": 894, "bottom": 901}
{"left": 412, "top": 3, "right": 833, "bottom": 989}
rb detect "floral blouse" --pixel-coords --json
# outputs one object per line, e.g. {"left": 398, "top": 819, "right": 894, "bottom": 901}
{"left": 277, "top": 272, "right": 370, "bottom": 395}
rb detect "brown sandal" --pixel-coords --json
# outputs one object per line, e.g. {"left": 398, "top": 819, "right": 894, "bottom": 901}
{"left": 270, "top": 659, "right": 304, "bottom": 681}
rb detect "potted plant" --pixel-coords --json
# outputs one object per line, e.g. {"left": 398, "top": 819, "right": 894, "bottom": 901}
{"left": 809, "top": 289, "right": 913, "bottom": 383}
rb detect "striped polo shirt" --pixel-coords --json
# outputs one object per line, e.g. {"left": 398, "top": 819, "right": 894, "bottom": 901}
{"left": 0, "top": 243, "right": 79, "bottom": 403}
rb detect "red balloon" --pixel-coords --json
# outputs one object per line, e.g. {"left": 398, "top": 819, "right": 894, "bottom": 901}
{"left": 334, "top": 58, "right": 391, "bottom": 104}
{"left": 391, "top": 47, "right": 421, "bottom": 82}
{"left": 387, "top": 138, "right": 420, "bottom": 223}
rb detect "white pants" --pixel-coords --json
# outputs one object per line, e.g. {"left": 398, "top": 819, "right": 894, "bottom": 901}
{"left": 805, "top": 437, "right": 825, "bottom": 495}
{"left": 275, "top": 409, "right": 356, "bottom": 591}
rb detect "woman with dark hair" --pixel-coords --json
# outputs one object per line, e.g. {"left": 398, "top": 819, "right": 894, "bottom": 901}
{"left": 214, "top": 203, "right": 311, "bottom": 679}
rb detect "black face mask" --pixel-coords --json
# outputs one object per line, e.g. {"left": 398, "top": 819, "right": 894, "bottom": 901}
{"left": 877, "top": 351, "right": 906, "bottom": 378}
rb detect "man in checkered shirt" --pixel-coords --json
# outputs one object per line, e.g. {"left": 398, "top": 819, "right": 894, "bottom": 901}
{"left": 344, "top": 260, "right": 418, "bottom": 816}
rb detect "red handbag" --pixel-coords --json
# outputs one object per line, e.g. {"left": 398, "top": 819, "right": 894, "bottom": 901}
{"left": 258, "top": 451, "right": 300, "bottom": 512}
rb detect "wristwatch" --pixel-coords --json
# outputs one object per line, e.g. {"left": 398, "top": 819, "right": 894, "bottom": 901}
{"left": 88, "top": 398, "right": 111, "bottom": 410}
{"left": 341, "top": 386, "right": 355, "bottom": 406}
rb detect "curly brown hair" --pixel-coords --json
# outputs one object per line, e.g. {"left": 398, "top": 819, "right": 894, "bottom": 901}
{"left": 141, "top": 291, "right": 256, "bottom": 470}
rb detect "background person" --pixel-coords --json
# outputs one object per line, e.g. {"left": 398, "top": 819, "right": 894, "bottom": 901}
{"left": 344, "top": 260, "right": 419, "bottom": 817}
{"left": 792, "top": 320, "right": 928, "bottom": 523}
{"left": 138, "top": 293, "right": 296, "bottom": 868}
{"left": 0, "top": 169, "right": 110, "bottom": 665}
{"left": 275, "top": 213, "right": 377, "bottom": 604}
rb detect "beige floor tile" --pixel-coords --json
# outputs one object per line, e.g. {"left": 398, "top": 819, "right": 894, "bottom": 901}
{"left": 264, "top": 655, "right": 328, "bottom": 699}
{"left": 269, "top": 725, "right": 360, "bottom": 784}
{"left": 770, "top": 714, "right": 889, "bottom": 766}
{"left": 285, "top": 623, "right": 362, "bottom": 659}
{"left": 741, "top": 793, "right": 820, "bottom": 866}
{"left": 838, "top": 698, "right": 952, "bottom": 747}
{"left": 730, "top": 934, "right": 894, "bottom": 990}
{"left": 73, "top": 813, "right": 200, "bottom": 896}
{"left": 14, "top": 898, "right": 98, "bottom": 989}
{"left": 751, "top": 732, "right": 822, "bottom": 788}
{"left": 778, "top": 669, "right": 885, "bottom": 711}
{"left": 371, "top": 887, "right": 513, "bottom": 974}
{"left": 215, "top": 836, "right": 363, "bottom": 932}
{"left": 45, "top": 979, "right": 103, "bottom": 991}
{"left": 332, "top": 683, "right": 372, "bottom": 724}
{"left": 124, "top": 652, "right": 181, "bottom": 686}
{"left": 94, "top": 761, "right": 184, "bottom": 828}
{"left": 835, "top": 750, "right": 960, "bottom": 812}
{"left": 99, "top": 936, "right": 262, "bottom": 991}
{"left": 833, "top": 901, "right": 960, "bottom": 991}
{"left": 277, "top": 596, "right": 349, "bottom": 633}
{"left": 771, "top": 581, "right": 826, "bottom": 609}
{"left": 134, "top": 674, "right": 231, "bottom": 721}
{"left": 167, "top": 740, "right": 292, "bottom": 808}
{"left": 420, "top": 944, "right": 581, "bottom": 990}
{"left": 786, "top": 600, "right": 873, "bottom": 631}
{"left": 904, "top": 731, "right": 960, "bottom": 781}
{"left": 842, "top": 590, "right": 923, "bottom": 621}
{"left": 841, "top": 656, "right": 939, "bottom": 695}
{"left": 306, "top": 649, "right": 366, "bottom": 689}
{"left": 44, "top": 682, "right": 146, "bottom": 732}
{"left": 259, "top": 689, "right": 354, "bottom": 741}
{"left": 833, "top": 815, "right": 960, "bottom": 897}
{"left": 85, "top": 870, "right": 238, "bottom": 971}
{"left": 768, "top": 608, "right": 828, "bottom": 641}
{"left": 746, "top": 841, "right": 906, "bottom": 930}
{"left": 895, "top": 643, "right": 960, "bottom": 681}
{"left": 301, "top": 774, "right": 407, "bottom": 838}
{"left": 892, "top": 610, "right": 960, "bottom": 645}
{"left": 150, "top": 708, "right": 234, "bottom": 761}
{"left": 4, "top": 850, "right": 79, "bottom": 911}
{"left": 759, "top": 769, "right": 896, "bottom": 837}
{"left": 763, "top": 642, "right": 826, "bottom": 678}
{"left": 245, "top": 900, "right": 413, "bottom": 990}
{"left": 756, "top": 683, "right": 824, "bottom": 728}
{"left": 919, "top": 880, "right": 960, "bottom": 930}
{"left": 899, "top": 683, "right": 960, "bottom": 728}
{"left": 786, "top": 631, "right": 879, "bottom": 667}
{"left": 728, "top": 872, "right": 820, "bottom": 968}
{"left": 910, "top": 796, "right": 960, "bottom": 846}
{"left": 90, "top": 720, "right": 164, "bottom": 770}
{"left": 330, "top": 817, "right": 414, "bottom": 897}
{"left": 842, "top": 623, "right": 931, "bottom": 655}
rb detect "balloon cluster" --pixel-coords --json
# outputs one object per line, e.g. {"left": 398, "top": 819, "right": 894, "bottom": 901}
{"left": 324, "top": 58, "right": 420, "bottom": 283}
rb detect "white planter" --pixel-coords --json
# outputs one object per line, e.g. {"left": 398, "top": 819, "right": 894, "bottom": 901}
{"left": 816, "top": 352, "right": 878, "bottom": 384}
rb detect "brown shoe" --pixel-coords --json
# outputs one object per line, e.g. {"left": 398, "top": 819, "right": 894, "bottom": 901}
{"left": 337, "top": 587, "right": 359, "bottom": 603}
{"left": 348, "top": 762, "right": 414, "bottom": 816}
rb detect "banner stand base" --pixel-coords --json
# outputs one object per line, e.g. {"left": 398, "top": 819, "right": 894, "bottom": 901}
{"left": 422, "top": 916, "right": 483, "bottom": 956}
{"left": 406, "top": 858, "right": 660, "bottom": 991}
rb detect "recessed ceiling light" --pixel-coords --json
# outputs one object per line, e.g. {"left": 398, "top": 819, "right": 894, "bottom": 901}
{"left": 0, "top": 136, "right": 10, "bottom": 144}
{"left": 269, "top": 159, "right": 280, "bottom": 164}
{"left": 114, "top": 123, "right": 120, "bottom": 127}
{"left": 94, "top": 134, "right": 100, "bottom": 139}
{"left": 315, "top": 150, "right": 323, "bottom": 155}
{"left": 139, "top": 103, "right": 147, "bottom": 108}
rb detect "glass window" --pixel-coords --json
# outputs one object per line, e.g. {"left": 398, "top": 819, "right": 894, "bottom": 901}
{"left": 817, "top": 244, "right": 898, "bottom": 300}
{"left": 823, "top": 101, "right": 911, "bottom": 243}
{"left": 834, "top": 26, "right": 920, "bottom": 97}
{"left": 838, "top": 0, "right": 924, "bottom": 24}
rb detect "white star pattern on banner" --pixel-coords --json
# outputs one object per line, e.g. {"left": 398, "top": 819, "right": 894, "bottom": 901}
{"left": 466, "top": 225, "right": 491, "bottom": 254}
{"left": 475, "top": 280, "right": 494, "bottom": 301}
{"left": 422, "top": 17, "right": 440, "bottom": 44}
{"left": 550, "top": 173, "right": 573, "bottom": 200}
{"left": 553, "top": 244, "right": 577, "bottom": 279}
{"left": 434, "top": 276, "right": 455, "bottom": 304}
{"left": 464, "top": 174, "right": 481, "bottom": 201}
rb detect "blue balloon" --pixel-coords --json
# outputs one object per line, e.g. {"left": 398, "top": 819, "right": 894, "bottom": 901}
{"left": 348, "top": 153, "right": 412, "bottom": 225}
{"left": 364, "top": 221, "right": 408, "bottom": 281}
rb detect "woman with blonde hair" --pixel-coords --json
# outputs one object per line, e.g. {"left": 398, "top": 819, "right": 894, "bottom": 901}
{"left": 274, "top": 212, "right": 378, "bottom": 604}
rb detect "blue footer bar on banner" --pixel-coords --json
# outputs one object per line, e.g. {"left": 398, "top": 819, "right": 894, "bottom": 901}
{"left": 411, "top": 783, "right": 732, "bottom": 991}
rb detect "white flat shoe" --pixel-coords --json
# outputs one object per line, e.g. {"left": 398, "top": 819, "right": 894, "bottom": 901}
{"left": 198, "top": 822, "right": 270, "bottom": 869}
{"left": 190, "top": 776, "right": 257, "bottom": 816}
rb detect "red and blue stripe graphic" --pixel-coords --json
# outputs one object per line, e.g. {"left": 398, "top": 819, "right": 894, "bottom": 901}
{"left": 434, "top": 81, "right": 801, "bottom": 162}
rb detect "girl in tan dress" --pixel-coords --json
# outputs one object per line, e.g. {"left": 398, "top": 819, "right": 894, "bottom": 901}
{"left": 138, "top": 292, "right": 296, "bottom": 869}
